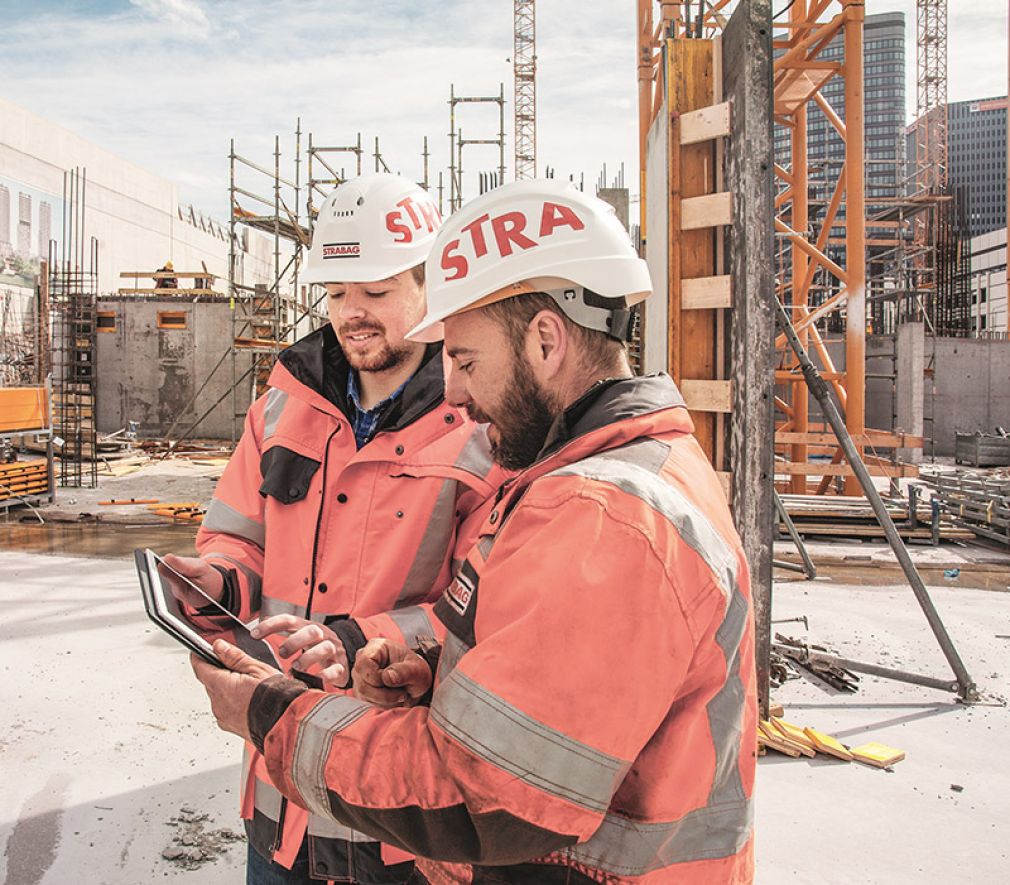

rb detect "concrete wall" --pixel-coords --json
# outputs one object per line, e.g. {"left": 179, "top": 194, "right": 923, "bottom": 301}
{"left": 95, "top": 298, "right": 253, "bottom": 440}
{"left": 928, "top": 337, "right": 1010, "bottom": 455}
{"left": 0, "top": 96, "right": 275, "bottom": 295}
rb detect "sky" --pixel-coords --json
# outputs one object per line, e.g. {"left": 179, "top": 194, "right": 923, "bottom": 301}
{"left": 0, "top": 0, "right": 1006, "bottom": 221}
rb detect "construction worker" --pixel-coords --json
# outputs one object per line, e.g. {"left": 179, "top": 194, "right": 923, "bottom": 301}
{"left": 163, "top": 173, "right": 502, "bottom": 884}
{"left": 156, "top": 260, "right": 177, "bottom": 289}
{"left": 192, "top": 180, "right": 757, "bottom": 883}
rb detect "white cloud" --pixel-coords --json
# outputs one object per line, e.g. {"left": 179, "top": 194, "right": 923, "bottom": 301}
{"left": 0, "top": 1, "right": 1004, "bottom": 222}
{"left": 129, "top": 0, "right": 211, "bottom": 37}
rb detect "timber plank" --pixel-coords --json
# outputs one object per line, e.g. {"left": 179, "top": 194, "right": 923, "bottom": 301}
{"left": 679, "top": 101, "right": 732, "bottom": 145}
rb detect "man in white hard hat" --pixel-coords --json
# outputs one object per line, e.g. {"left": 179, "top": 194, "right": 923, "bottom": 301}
{"left": 193, "top": 179, "right": 757, "bottom": 883}
{"left": 165, "top": 173, "right": 501, "bottom": 884}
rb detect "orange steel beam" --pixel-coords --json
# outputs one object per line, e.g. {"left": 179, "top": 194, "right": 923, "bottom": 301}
{"left": 842, "top": 0, "right": 866, "bottom": 493}
{"left": 789, "top": 3, "right": 810, "bottom": 495}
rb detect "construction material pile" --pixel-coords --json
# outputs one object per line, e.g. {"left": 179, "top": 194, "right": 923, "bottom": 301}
{"left": 920, "top": 470, "right": 1010, "bottom": 548}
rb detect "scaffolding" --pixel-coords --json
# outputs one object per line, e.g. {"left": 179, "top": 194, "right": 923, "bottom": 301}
{"left": 226, "top": 125, "right": 321, "bottom": 441}
{"left": 448, "top": 84, "right": 507, "bottom": 212}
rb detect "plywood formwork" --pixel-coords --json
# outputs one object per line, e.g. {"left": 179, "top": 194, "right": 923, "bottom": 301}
{"left": 638, "top": 0, "right": 775, "bottom": 712}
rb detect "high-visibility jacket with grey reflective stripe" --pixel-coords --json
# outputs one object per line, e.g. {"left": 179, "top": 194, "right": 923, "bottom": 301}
{"left": 251, "top": 373, "right": 757, "bottom": 884}
{"left": 192, "top": 326, "right": 505, "bottom": 881}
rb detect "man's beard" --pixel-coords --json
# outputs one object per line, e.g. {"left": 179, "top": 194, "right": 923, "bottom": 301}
{"left": 468, "top": 355, "right": 558, "bottom": 471}
{"left": 339, "top": 323, "right": 415, "bottom": 373}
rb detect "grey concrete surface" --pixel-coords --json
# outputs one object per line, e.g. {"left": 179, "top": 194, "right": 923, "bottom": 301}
{"left": 762, "top": 579, "right": 1010, "bottom": 884}
{"left": 0, "top": 550, "right": 246, "bottom": 884}
{"left": 2, "top": 550, "right": 1007, "bottom": 883}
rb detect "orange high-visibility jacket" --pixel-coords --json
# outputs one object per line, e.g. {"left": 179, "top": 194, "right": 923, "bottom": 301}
{"left": 250, "top": 374, "right": 758, "bottom": 884}
{"left": 194, "top": 325, "right": 502, "bottom": 882}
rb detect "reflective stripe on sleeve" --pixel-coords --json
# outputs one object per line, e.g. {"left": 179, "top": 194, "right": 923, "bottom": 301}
{"left": 387, "top": 605, "right": 438, "bottom": 648}
{"left": 203, "top": 498, "right": 266, "bottom": 549}
{"left": 396, "top": 479, "right": 458, "bottom": 606}
{"left": 290, "top": 695, "right": 372, "bottom": 819}
{"left": 262, "top": 388, "right": 289, "bottom": 440}
{"left": 435, "top": 630, "right": 471, "bottom": 683}
{"left": 430, "top": 669, "right": 631, "bottom": 814}
{"left": 260, "top": 596, "right": 328, "bottom": 623}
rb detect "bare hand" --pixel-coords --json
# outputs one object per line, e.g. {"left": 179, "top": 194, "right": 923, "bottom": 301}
{"left": 352, "top": 639, "right": 432, "bottom": 708}
{"left": 191, "top": 640, "right": 279, "bottom": 741}
{"left": 252, "top": 614, "right": 349, "bottom": 689}
{"left": 159, "top": 554, "right": 225, "bottom": 608}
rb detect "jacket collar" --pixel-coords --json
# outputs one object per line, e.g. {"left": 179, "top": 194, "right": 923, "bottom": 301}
{"left": 272, "top": 325, "right": 446, "bottom": 431}
{"left": 537, "top": 373, "right": 689, "bottom": 463}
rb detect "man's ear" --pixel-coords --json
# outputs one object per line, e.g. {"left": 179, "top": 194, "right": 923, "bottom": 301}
{"left": 525, "top": 309, "right": 568, "bottom": 382}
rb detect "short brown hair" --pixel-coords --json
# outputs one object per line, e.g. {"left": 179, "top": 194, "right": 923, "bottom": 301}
{"left": 480, "top": 291, "right": 627, "bottom": 374}
{"left": 410, "top": 262, "right": 425, "bottom": 286}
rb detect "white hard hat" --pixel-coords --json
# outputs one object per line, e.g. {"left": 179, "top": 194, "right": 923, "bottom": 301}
{"left": 407, "top": 179, "right": 651, "bottom": 343}
{"left": 303, "top": 173, "right": 441, "bottom": 283}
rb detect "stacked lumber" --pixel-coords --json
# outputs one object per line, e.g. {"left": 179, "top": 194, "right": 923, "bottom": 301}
{"left": 920, "top": 472, "right": 1010, "bottom": 548}
{"left": 147, "top": 501, "right": 205, "bottom": 524}
{"left": 758, "top": 715, "right": 904, "bottom": 770}
{"left": 777, "top": 493, "right": 973, "bottom": 543}
{"left": 0, "top": 458, "right": 50, "bottom": 502}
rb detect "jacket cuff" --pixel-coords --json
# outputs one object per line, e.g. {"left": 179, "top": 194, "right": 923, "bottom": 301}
{"left": 326, "top": 618, "right": 369, "bottom": 670}
{"left": 414, "top": 638, "right": 442, "bottom": 708}
{"left": 249, "top": 674, "right": 308, "bottom": 753}
{"left": 199, "top": 564, "right": 238, "bottom": 615}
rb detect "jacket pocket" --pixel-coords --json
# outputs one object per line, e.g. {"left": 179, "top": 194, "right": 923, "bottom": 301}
{"left": 259, "top": 445, "right": 321, "bottom": 504}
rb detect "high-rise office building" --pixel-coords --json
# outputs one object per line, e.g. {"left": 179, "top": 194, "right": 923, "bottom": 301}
{"left": 949, "top": 97, "right": 1007, "bottom": 237}
{"left": 774, "top": 12, "right": 906, "bottom": 213}
{"left": 906, "top": 96, "right": 1007, "bottom": 238}
{"left": 17, "top": 192, "right": 31, "bottom": 259}
{"left": 0, "top": 184, "right": 11, "bottom": 257}
{"left": 38, "top": 200, "right": 52, "bottom": 259}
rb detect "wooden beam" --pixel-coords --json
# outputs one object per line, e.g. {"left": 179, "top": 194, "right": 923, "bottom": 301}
{"left": 775, "top": 431, "right": 925, "bottom": 448}
{"left": 774, "top": 461, "right": 920, "bottom": 478}
{"left": 679, "top": 101, "right": 732, "bottom": 144}
{"left": 682, "top": 274, "right": 733, "bottom": 309}
{"left": 681, "top": 191, "right": 733, "bottom": 229}
{"left": 682, "top": 379, "right": 733, "bottom": 413}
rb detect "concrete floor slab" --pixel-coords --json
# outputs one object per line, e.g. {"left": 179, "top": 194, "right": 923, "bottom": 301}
{"left": 1, "top": 549, "right": 1007, "bottom": 883}
{"left": 0, "top": 550, "right": 245, "bottom": 883}
{"left": 761, "top": 579, "right": 1010, "bottom": 883}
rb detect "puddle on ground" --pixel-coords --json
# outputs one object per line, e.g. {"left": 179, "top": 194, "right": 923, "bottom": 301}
{"left": 0, "top": 523, "right": 198, "bottom": 559}
{"left": 776, "top": 562, "right": 1010, "bottom": 592}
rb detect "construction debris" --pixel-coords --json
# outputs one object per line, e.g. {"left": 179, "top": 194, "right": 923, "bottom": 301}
{"left": 773, "top": 634, "right": 861, "bottom": 693}
{"left": 849, "top": 742, "right": 906, "bottom": 769}
{"left": 161, "top": 806, "right": 244, "bottom": 870}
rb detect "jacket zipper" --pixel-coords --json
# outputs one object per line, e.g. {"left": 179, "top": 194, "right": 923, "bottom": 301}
{"left": 305, "top": 424, "right": 340, "bottom": 620}
{"left": 270, "top": 422, "right": 339, "bottom": 858}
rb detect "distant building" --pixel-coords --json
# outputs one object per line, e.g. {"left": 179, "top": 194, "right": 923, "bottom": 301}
{"left": 0, "top": 184, "right": 10, "bottom": 254}
{"left": 950, "top": 97, "right": 1007, "bottom": 237}
{"left": 17, "top": 192, "right": 30, "bottom": 258}
{"left": 968, "top": 227, "right": 1008, "bottom": 336}
{"left": 38, "top": 200, "right": 51, "bottom": 260}
{"left": 774, "top": 12, "right": 907, "bottom": 212}
{"left": 907, "top": 96, "right": 1008, "bottom": 238}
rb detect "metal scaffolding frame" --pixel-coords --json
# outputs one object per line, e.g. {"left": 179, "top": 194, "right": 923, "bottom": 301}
{"left": 448, "top": 84, "right": 507, "bottom": 212}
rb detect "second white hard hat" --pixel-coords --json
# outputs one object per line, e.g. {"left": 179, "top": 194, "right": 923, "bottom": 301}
{"left": 407, "top": 179, "right": 651, "bottom": 343}
{"left": 302, "top": 173, "right": 441, "bottom": 284}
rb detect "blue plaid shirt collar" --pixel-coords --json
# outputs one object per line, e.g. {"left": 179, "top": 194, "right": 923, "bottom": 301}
{"left": 346, "top": 370, "right": 410, "bottom": 449}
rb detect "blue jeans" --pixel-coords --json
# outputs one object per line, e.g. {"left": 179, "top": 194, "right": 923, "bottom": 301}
{"left": 246, "top": 843, "right": 312, "bottom": 885}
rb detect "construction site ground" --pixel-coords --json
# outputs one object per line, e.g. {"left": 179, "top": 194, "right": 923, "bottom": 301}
{"left": 2, "top": 455, "right": 1009, "bottom": 883}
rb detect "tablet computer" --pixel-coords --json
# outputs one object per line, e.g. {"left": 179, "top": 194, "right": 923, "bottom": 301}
{"left": 135, "top": 548, "right": 284, "bottom": 672}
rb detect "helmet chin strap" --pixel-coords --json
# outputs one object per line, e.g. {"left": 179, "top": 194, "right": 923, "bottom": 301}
{"left": 543, "top": 285, "right": 636, "bottom": 342}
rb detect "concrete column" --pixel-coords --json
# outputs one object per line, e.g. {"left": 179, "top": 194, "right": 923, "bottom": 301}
{"left": 896, "top": 321, "right": 924, "bottom": 464}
